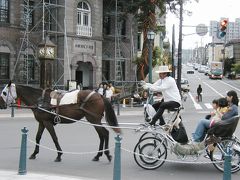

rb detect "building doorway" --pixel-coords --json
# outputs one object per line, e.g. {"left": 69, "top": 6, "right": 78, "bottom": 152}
{"left": 75, "top": 70, "right": 83, "bottom": 86}
{"left": 76, "top": 61, "right": 93, "bottom": 89}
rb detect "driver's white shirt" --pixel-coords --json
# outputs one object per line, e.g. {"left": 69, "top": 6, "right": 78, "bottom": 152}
{"left": 146, "top": 76, "right": 181, "bottom": 104}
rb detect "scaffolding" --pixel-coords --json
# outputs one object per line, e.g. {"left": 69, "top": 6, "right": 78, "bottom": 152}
{"left": 114, "top": 0, "right": 124, "bottom": 83}
{"left": 13, "top": 0, "right": 64, "bottom": 87}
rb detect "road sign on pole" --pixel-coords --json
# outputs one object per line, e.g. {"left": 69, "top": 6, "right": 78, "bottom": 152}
{"left": 196, "top": 24, "right": 208, "bottom": 36}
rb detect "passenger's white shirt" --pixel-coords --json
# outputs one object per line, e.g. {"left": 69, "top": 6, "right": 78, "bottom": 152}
{"left": 146, "top": 76, "right": 181, "bottom": 104}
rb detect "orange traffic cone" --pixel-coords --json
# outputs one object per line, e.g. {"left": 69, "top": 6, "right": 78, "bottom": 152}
{"left": 17, "top": 98, "right": 21, "bottom": 108}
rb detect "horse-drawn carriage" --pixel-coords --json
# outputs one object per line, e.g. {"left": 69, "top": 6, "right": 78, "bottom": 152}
{"left": 133, "top": 91, "right": 240, "bottom": 173}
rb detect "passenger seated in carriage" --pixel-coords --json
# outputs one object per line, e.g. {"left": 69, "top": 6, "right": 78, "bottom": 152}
{"left": 142, "top": 65, "right": 182, "bottom": 126}
{"left": 192, "top": 90, "right": 239, "bottom": 142}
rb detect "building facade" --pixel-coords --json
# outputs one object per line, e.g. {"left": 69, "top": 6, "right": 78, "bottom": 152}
{"left": 0, "top": 0, "right": 138, "bottom": 89}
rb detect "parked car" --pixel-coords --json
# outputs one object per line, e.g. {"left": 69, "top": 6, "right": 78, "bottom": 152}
{"left": 198, "top": 65, "right": 207, "bottom": 73}
{"left": 187, "top": 70, "right": 194, "bottom": 74}
{"left": 204, "top": 67, "right": 209, "bottom": 75}
{"left": 181, "top": 78, "right": 190, "bottom": 92}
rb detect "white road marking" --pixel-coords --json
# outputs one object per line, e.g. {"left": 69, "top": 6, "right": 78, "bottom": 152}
{"left": 204, "top": 103, "right": 213, "bottom": 109}
{"left": 219, "top": 80, "right": 240, "bottom": 92}
{"left": 188, "top": 92, "right": 203, "bottom": 110}
{"left": 203, "top": 81, "right": 224, "bottom": 97}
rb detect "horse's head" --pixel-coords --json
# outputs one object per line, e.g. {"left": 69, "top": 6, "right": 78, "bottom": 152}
{"left": 0, "top": 82, "right": 17, "bottom": 109}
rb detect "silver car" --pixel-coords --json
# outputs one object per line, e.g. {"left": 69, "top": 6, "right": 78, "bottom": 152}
{"left": 181, "top": 78, "right": 190, "bottom": 92}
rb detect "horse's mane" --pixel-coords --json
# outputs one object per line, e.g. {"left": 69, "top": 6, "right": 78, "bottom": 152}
{"left": 16, "top": 85, "right": 52, "bottom": 106}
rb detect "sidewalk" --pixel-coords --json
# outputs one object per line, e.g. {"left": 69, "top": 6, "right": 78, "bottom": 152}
{"left": 0, "top": 170, "right": 97, "bottom": 180}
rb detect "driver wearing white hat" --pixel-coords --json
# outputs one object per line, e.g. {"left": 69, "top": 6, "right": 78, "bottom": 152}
{"left": 142, "top": 65, "right": 181, "bottom": 125}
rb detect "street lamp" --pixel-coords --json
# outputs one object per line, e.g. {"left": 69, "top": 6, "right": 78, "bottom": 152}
{"left": 147, "top": 30, "right": 155, "bottom": 83}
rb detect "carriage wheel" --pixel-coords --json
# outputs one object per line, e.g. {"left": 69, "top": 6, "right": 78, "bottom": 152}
{"left": 133, "top": 137, "right": 167, "bottom": 170}
{"left": 210, "top": 138, "right": 240, "bottom": 173}
{"left": 138, "top": 132, "right": 165, "bottom": 142}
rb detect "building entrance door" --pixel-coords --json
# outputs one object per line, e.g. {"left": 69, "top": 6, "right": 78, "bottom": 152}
{"left": 75, "top": 70, "right": 83, "bottom": 85}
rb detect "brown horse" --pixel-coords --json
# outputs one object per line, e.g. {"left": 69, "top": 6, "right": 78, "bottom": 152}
{"left": 0, "top": 82, "right": 121, "bottom": 162}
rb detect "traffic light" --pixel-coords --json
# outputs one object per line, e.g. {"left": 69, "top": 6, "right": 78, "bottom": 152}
{"left": 219, "top": 19, "right": 228, "bottom": 38}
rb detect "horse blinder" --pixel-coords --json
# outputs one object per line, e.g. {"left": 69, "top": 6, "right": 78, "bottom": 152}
{"left": 0, "top": 97, "right": 7, "bottom": 109}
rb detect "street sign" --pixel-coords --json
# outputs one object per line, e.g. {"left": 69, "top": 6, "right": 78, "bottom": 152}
{"left": 196, "top": 24, "right": 208, "bottom": 36}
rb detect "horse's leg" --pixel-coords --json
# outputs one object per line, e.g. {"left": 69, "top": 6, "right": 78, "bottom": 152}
{"left": 102, "top": 127, "right": 112, "bottom": 162}
{"left": 29, "top": 122, "right": 45, "bottom": 160}
{"left": 92, "top": 126, "right": 105, "bottom": 161}
{"left": 42, "top": 121, "right": 63, "bottom": 162}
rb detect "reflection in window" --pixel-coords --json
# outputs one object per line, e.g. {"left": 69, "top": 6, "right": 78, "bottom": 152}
{"left": 0, "top": 53, "right": 9, "bottom": 79}
{"left": 0, "top": 0, "right": 9, "bottom": 23}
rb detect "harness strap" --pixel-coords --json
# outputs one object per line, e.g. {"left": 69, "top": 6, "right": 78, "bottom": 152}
{"left": 42, "top": 89, "right": 46, "bottom": 99}
{"left": 82, "top": 91, "right": 95, "bottom": 103}
{"left": 79, "top": 91, "right": 102, "bottom": 119}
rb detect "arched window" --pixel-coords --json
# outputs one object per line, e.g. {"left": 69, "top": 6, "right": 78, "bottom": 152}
{"left": 0, "top": 53, "right": 9, "bottom": 79}
{"left": 76, "top": 1, "right": 92, "bottom": 37}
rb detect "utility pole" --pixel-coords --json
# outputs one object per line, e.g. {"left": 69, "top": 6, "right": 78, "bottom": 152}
{"left": 172, "top": 24, "right": 175, "bottom": 79}
{"left": 177, "top": 0, "right": 183, "bottom": 91}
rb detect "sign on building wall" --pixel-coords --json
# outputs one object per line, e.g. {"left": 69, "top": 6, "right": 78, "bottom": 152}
{"left": 73, "top": 40, "right": 95, "bottom": 54}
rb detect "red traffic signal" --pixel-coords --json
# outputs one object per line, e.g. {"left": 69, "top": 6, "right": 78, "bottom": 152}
{"left": 220, "top": 19, "right": 228, "bottom": 31}
{"left": 219, "top": 19, "right": 228, "bottom": 37}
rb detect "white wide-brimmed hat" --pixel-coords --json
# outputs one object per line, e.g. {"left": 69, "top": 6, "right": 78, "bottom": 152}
{"left": 155, "top": 65, "right": 172, "bottom": 73}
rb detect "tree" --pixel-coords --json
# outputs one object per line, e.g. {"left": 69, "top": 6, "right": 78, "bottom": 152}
{"left": 103, "top": 0, "right": 197, "bottom": 81}
{"left": 121, "top": 0, "right": 197, "bottom": 80}
{"left": 232, "top": 63, "right": 240, "bottom": 74}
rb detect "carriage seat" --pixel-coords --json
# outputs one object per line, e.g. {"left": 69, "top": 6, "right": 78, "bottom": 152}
{"left": 207, "top": 115, "right": 239, "bottom": 138}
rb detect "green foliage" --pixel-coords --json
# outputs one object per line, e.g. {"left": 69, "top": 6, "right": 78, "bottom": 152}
{"left": 132, "top": 56, "right": 143, "bottom": 66}
{"left": 232, "top": 63, "right": 240, "bottom": 74}
{"left": 153, "top": 46, "right": 162, "bottom": 66}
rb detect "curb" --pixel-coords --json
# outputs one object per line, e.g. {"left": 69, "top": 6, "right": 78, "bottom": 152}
{"left": 0, "top": 170, "right": 97, "bottom": 180}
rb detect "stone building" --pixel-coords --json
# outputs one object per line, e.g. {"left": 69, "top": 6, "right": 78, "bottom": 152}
{"left": 0, "top": 0, "right": 137, "bottom": 89}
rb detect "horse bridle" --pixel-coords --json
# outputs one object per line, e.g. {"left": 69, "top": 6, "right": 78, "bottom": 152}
{"left": 0, "top": 83, "right": 17, "bottom": 107}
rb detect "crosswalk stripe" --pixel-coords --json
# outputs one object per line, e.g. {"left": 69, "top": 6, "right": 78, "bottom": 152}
{"left": 194, "top": 103, "right": 202, "bottom": 110}
{"left": 204, "top": 103, "right": 213, "bottom": 109}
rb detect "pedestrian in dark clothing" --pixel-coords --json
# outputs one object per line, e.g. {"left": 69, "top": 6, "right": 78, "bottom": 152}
{"left": 197, "top": 84, "right": 202, "bottom": 102}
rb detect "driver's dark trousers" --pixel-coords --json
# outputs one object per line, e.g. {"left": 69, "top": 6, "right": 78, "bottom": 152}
{"left": 150, "top": 101, "right": 180, "bottom": 125}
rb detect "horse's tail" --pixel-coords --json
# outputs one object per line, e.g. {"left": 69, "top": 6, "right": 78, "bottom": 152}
{"left": 103, "top": 97, "right": 121, "bottom": 134}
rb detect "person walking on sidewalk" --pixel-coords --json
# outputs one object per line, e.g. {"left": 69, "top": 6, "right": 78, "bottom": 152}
{"left": 197, "top": 84, "right": 202, "bottom": 102}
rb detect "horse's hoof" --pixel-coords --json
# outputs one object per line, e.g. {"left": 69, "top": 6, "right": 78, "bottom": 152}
{"left": 54, "top": 157, "right": 61, "bottom": 162}
{"left": 92, "top": 156, "right": 99, "bottom": 161}
{"left": 29, "top": 154, "right": 36, "bottom": 160}
{"left": 107, "top": 155, "right": 112, "bottom": 162}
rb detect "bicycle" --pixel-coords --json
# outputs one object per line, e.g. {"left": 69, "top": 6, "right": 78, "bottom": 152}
{"left": 134, "top": 90, "right": 240, "bottom": 173}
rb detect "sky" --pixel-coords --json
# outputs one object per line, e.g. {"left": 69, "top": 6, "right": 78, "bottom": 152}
{"left": 166, "top": 0, "right": 240, "bottom": 49}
